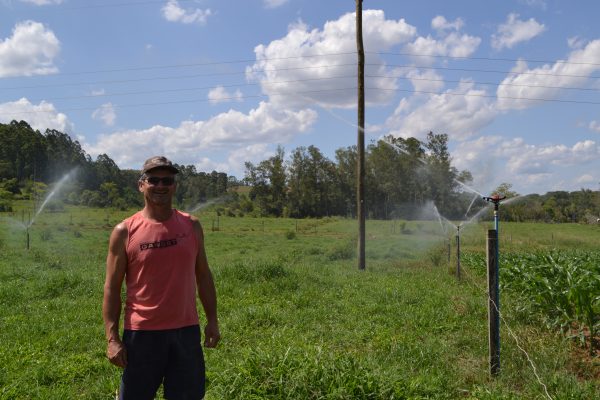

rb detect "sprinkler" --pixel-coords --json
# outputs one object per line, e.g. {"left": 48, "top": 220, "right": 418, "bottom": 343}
{"left": 482, "top": 194, "right": 506, "bottom": 233}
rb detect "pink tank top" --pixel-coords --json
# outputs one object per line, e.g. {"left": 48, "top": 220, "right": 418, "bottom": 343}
{"left": 124, "top": 210, "right": 199, "bottom": 330}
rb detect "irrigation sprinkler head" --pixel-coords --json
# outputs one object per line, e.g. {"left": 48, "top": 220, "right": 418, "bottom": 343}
{"left": 483, "top": 194, "right": 506, "bottom": 211}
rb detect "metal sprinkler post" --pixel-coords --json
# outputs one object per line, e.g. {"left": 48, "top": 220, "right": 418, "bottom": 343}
{"left": 455, "top": 225, "right": 461, "bottom": 280}
{"left": 482, "top": 194, "right": 505, "bottom": 376}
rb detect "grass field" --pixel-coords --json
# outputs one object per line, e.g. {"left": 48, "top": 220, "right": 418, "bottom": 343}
{"left": 0, "top": 204, "right": 599, "bottom": 399}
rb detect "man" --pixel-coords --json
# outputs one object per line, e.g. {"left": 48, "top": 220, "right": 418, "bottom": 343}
{"left": 103, "top": 156, "right": 220, "bottom": 399}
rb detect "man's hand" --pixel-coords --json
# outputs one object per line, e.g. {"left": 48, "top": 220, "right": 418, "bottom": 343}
{"left": 106, "top": 339, "right": 127, "bottom": 368}
{"left": 204, "top": 322, "right": 221, "bottom": 348}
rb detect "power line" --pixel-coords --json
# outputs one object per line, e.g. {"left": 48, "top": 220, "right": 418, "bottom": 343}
{"left": 384, "top": 63, "right": 600, "bottom": 80}
{"left": 367, "top": 74, "right": 600, "bottom": 93}
{"left": 375, "top": 51, "right": 600, "bottom": 68}
{"left": 3, "top": 53, "right": 356, "bottom": 78}
{"left": 0, "top": 63, "right": 358, "bottom": 91}
{"left": 2, "top": 85, "right": 599, "bottom": 118}
{"left": 0, "top": 87, "right": 357, "bottom": 116}
{"left": 380, "top": 87, "right": 600, "bottom": 106}
{"left": 4, "top": 61, "right": 600, "bottom": 94}
{"left": 19, "top": 76, "right": 356, "bottom": 103}
{"left": 3, "top": 50, "right": 599, "bottom": 82}
{"left": 15, "top": 72, "right": 600, "bottom": 105}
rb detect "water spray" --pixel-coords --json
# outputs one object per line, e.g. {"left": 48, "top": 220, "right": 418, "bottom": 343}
{"left": 20, "top": 168, "right": 78, "bottom": 250}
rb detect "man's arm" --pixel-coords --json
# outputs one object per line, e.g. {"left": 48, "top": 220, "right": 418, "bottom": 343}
{"left": 102, "top": 222, "right": 128, "bottom": 368}
{"left": 192, "top": 217, "right": 220, "bottom": 348}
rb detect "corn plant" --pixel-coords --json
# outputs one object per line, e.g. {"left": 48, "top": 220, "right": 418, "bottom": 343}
{"left": 464, "top": 250, "right": 600, "bottom": 355}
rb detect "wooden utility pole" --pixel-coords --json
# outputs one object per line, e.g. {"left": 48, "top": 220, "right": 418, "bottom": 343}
{"left": 356, "top": 0, "right": 366, "bottom": 270}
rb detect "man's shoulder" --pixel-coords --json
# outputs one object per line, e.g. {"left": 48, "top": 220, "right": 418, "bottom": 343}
{"left": 174, "top": 209, "right": 200, "bottom": 226}
{"left": 112, "top": 213, "right": 138, "bottom": 239}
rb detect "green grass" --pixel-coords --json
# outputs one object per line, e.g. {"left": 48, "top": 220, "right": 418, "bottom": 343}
{"left": 0, "top": 205, "right": 599, "bottom": 399}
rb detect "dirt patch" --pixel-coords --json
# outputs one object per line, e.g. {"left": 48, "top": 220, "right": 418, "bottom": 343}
{"left": 567, "top": 331, "right": 600, "bottom": 381}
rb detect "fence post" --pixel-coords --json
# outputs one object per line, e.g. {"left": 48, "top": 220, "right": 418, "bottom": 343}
{"left": 487, "top": 229, "right": 500, "bottom": 376}
{"left": 456, "top": 231, "right": 461, "bottom": 280}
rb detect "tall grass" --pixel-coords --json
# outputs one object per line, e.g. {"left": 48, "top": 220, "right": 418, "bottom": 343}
{"left": 0, "top": 206, "right": 599, "bottom": 399}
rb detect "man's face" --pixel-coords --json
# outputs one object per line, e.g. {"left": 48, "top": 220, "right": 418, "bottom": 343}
{"left": 139, "top": 169, "right": 177, "bottom": 206}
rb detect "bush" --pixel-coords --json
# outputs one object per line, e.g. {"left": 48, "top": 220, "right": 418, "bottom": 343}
{"left": 40, "top": 229, "right": 53, "bottom": 241}
{"left": 325, "top": 239, "right": 355, "bottom": 261}
{"left": 427, "top": 244, "right": 447, "bottom": 267}
{"left": 45, "top": 200, "right": 64, "bottom": 212}
{"left": 0, "top": 200, "right": 13, "bottom": 212}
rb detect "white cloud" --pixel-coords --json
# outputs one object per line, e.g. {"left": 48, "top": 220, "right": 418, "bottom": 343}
{"left": 91, "top": 103, "right": 116, "bottom": 126}
{"left": 576, "top": 174, "right": 595, "bottom": 184}
{"left": 90, "top": 89, "right": 106, "bottom": 96}
{"left": 162, "top": 0, "right": 212, "bottom": 25}
{"left": 0, "top": 98, "right": 73, "bottom": 133}
{"left": 85, "top": 101, "right": 317, "bottom": 171}
{"left": 194, "top": 157, "right": 230, "bottom": 174}
{"left": 404, "top": 16, "right": 480, "bottom": 64}
{"left": 590, "top": 121, "right": 600, "bottom": 133}
{"left": 518, "top": 0, "right": 547, "bottom": 10}
{"left": 491, "top": 13, "right": 545, "bottom": 51}
{"left": 246, "top": 10, "right": 416, "bottom": 109}
{"left": 385, "top": 80, "right": 497, "bottom": 141}
{"left": 431, "top": 16, "right": 464, "bottom": 32}
{"left": 0, "top": 20, "right": 60, "bottom": 77}
{"left": 498, "top": 139, "right": 600, "bottom": 181}
{"left": 497, "top": 39, "right": 600, "bottom": 110}
{"left": 208, "top": 86, "right": 243, "bottom": 104}
{"left": 19, "top": 0, "right": 63, "bottom": 5}
{"left": 263, "top": 0, "right": 288, "bottom": 9}
{"left": 404, "top": 68, "right": 445, "bottom": 92}
{"left": 228, "top": 144, "right": 272, "bottom": 174}
{"left": 453, "top": 136, "right": 600, "bottom": 194}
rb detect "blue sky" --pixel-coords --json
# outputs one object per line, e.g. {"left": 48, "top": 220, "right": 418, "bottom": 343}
{"left": 1, "top": 0, "right": 600, "bottom": 196}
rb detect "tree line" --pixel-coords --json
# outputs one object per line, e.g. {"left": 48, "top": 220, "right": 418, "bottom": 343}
{"left": 1, "top": 120, "right": 599, "bottom": 223}
{"left": 0, "top": 121, "right": 229, "bottom": 211}
{"left": 240, "top": 132, "right": 475, "bottom": 219}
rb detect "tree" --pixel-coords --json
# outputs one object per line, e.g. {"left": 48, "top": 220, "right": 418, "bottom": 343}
{"left": 492, "top": 182, "right": 519, "bottom": 198}
{"left": 334, "top": 146, "right": 357, "bottom": 217}
{"left": 287, "top": 146, "right": 337, "bottom": 218}
{"left": 243, "top": 147, "right": 287, "bottom": 217}
{"left": 425, "top": 132, "right": 459, "bottom": 216}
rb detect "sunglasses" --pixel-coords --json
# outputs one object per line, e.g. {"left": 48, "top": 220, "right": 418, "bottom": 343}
{"left": 144, "top": 176, "right": 176, "bottom": 186}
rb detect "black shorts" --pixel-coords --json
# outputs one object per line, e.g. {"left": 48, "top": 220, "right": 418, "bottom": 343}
{"left": 119, "top": 325, "right": 205, "bottom": 400}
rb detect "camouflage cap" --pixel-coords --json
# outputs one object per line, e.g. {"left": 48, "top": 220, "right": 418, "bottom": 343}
{"left": 141, "top": 156, "right": 179, "bottom": 174}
